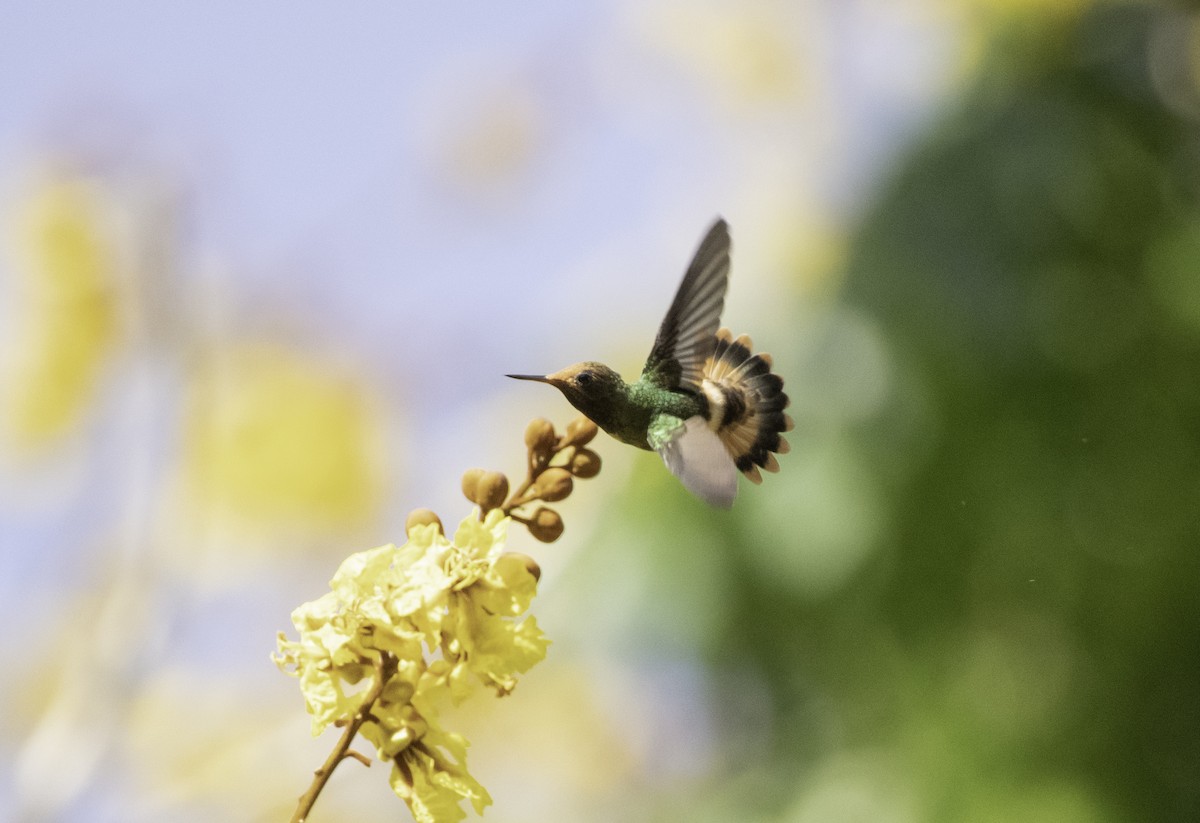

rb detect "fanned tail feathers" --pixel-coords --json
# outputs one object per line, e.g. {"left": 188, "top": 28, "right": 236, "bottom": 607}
{"left": 701, "top": 328, "right": 793, "bottom": 484}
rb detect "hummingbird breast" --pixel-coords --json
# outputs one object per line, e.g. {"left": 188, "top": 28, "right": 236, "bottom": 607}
{"left": 612, "top": 382, "right": 704, "bottom": 450}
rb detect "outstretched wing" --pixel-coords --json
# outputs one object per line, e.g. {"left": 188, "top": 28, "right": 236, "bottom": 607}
{"left": 649, "top": 413, "right": 738, "bottom": 508}
{"left": 641, "top": 219, "right": 731, "bottom": 391}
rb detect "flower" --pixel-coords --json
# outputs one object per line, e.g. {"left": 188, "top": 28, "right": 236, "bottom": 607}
{"left": 274, "top": 508, "right": 548, "bottom": 822}
{"left": 2, "top": 176, "right": 120, "bottom": 445}
{"left": 182, "top": 343, "right": 385, "bottom": 535}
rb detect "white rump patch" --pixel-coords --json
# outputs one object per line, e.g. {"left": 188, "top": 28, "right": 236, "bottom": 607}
{"left": 700, "top": 380, "right": 727, "bottom": 431}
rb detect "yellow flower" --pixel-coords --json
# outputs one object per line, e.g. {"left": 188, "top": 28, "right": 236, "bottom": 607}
{"left": 633, "top": 3, "right": 810, "bottom": 106}
{"left": 274, "top": 509, "right": 548, "bottom": 821}
{"left": 2, "top": 176, "right": 120, "bottom": 444}
{"left": 182, "top": 343, "right": 384, "bottom": 534}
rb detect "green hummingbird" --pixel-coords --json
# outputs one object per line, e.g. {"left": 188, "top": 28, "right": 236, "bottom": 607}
{"left": 508, "top": 218, "right": 792, "bottom": 508}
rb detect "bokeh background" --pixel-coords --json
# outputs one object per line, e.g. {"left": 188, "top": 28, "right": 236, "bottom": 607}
{"left": 2, "top": 1, "right": 1198, "bottom": 821}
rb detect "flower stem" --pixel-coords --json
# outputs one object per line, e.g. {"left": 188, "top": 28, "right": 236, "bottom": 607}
{"left": 290, "top": 654, "right": 391, "bottom": 823}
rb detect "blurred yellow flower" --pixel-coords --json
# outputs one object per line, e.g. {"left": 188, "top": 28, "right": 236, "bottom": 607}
{"left": 275, "top": 509, "right": 548, "bottom": 822}
{"left": 637, "top": 3, "right": 809, "bottom": 105}
{"left": 182, "top": 344, "right": 384, "bottom": 533}
{"left": 2, "top": 176, "right": 120, "bottom": 445}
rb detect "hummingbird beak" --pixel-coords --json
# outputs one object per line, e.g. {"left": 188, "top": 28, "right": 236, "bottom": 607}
{"left": 506, "top": 374, "right": 552, "bottom": 384}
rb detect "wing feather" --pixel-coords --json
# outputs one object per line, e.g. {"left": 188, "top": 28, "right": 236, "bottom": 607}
{"left": 654, "top": 415, "right": 738, "bottom": 508}
{"left": 641, "top": 219, "right": 731, "bottom": 390}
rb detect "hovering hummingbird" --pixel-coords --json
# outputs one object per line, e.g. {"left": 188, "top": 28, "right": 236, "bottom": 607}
{"left": 508, "top": 218, "right": 792, "bottom": 508}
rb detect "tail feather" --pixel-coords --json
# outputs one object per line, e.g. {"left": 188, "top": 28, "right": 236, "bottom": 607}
{"left": 701, "top": 328, "right": 792, "bottom": 484}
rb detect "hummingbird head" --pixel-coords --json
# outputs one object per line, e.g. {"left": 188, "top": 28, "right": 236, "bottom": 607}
{"left": 507, "top": 362, "right": 627, "bottom": 426}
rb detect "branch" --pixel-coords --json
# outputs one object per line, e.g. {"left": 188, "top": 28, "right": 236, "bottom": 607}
{"left": 290, "top": 654, "right": 391, "bottom": 823}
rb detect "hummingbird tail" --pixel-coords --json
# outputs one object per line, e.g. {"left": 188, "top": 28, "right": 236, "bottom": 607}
{"left": 702, "top": 328, "right": 793, "bottom": 484}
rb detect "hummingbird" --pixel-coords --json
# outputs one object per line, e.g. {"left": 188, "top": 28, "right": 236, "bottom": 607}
{"left": 508, "top": 218, "right": 792, "bottom": 508}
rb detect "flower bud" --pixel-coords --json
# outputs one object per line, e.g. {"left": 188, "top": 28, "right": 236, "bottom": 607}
{"left": 525, "top": 418, "right": 558, "bottom": 461}
{"left": 405, "top": 508, "right": 443, "bottom": 537}
{"left": 527, "top": 506, "right": 564, "bottom": 543}
{"left": 535, "top": 467, "right": 573, "bottom": 502}
{"left": 500, "top": 551, "right": 541, "bottom": 582}
{"left": 461, "top": 468, "right": 485, "bottom": 503}
{"left": 462, "top": 468, "right": 509, "bottom": 511}
{"left": 476, "top": 471, "right": 509, "bottom": 511}
{"left": 569, "top": 448, "right": 602, "bottom": 479}
{"left": 561, "top": 416, "right": 598, "bottom": 448}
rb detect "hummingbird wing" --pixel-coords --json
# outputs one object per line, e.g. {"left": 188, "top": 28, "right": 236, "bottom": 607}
{"left": 641, "top": 219, "right": 731, "bottom": 392}
{"left": 649, "top": 413, "right": 738, "bottom": 508}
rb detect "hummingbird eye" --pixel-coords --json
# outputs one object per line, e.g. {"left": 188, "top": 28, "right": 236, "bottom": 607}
{"left": 575, "top": 371, "right": 594, "bottom": 387}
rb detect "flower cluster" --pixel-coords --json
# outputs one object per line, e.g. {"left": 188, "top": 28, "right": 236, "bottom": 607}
{"left": 276, "top": 416, "right": 602, "bottom": 822}
{"left": 274, "top": 508, "right": 547, "bottom": 823}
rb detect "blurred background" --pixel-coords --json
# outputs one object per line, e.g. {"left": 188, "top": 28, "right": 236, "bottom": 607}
{"left": 2, "top": 1, "right": 1198, "bottom": 821}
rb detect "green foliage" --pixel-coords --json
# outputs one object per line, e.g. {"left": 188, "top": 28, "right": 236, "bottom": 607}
{"left": 621, "top": 4, "right": 1200, "bottom": 821}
